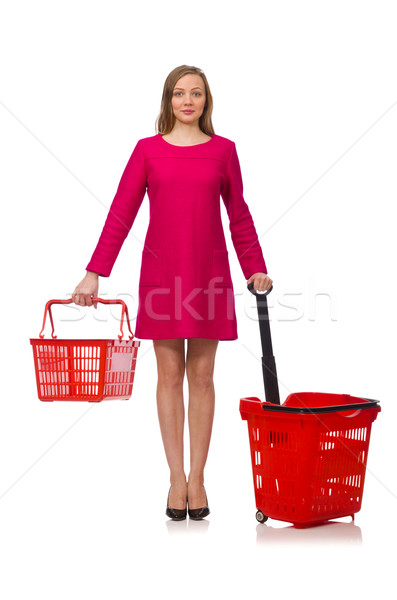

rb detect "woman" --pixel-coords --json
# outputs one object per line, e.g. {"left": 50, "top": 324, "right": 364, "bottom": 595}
{"left": 72, "top": 65, "right": 273, "bottom": 520}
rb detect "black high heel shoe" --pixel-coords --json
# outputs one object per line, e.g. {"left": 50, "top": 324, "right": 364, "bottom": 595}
{"left": 188, "top": 487, "right": 210, "bottom": 520}
{"left": 165, "top": 487, "right": 187, "bottom": 521}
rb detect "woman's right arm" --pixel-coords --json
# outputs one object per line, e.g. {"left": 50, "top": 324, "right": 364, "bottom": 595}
{"left": 72, "top": 139, "right": 147, "bottom": 307}
{"left": 85, "top": 139, "right": 147, "bottom": 277}
{"left": 72, "top": 270, "right": 99, "bottom": 307}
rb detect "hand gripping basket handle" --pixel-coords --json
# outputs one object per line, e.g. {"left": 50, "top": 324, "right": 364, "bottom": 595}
{"left": 247, "top": 283, "right": 280, "bottom": 405}
{"left": 39, "top": 298, "right": 135, "bottom": 341}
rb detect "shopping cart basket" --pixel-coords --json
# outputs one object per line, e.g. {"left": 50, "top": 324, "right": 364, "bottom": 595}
{"left": 30, "top": 298, "right": 140, "bottom": 402}
{"left": 239, "top": 284, "right": 381, "bottom": 528}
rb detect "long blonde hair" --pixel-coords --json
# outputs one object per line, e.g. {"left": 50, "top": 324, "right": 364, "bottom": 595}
{"left": 155, "top": 65, "right": 215, "bottom": 136}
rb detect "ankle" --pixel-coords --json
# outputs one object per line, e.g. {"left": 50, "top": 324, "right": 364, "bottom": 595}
{"left": 187, "top": 474, "right": 204, "bottom": 487}
{"left": 170, "top": 473, "right": 187, "bottom": 487}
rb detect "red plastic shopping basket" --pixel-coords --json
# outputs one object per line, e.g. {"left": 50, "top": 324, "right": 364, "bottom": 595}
{"left": 239, "top": 284, "right": 381, "bottom": 528}
{"left": 30, "top": 298, "right": 141, "bottom": 402}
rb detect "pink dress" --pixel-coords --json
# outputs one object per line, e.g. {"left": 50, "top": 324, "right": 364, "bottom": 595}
{"left": 86, "top": 133, "right": 268, "bottom": 340}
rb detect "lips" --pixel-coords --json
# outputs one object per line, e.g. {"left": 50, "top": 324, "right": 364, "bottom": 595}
{"left": 182, "top": 110, "right": 194, "bottom": 113}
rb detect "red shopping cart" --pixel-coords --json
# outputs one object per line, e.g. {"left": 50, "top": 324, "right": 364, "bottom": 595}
{"left": 239, "top": 285, "right": 381, "bottom": 528}
{"left": 30, "top": 298, "right": 140, "bottom": 402}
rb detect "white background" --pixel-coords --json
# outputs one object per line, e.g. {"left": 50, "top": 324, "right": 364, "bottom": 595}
{"left": 0, "top": 0, "right": 396, "bottom": 597}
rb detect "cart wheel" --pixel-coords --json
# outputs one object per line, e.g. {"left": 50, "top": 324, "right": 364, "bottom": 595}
{"left": 256, "top": 510, "right": 268, "bottom": 523}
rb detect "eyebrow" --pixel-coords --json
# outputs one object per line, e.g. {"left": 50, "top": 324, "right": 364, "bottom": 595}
{"left": 173, "top": 86, "right": 203, "bottom": 91}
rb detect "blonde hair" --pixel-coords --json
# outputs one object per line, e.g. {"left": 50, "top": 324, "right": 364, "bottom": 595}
{"left": 155, "top": 65, "right": 215, "bottom": 135}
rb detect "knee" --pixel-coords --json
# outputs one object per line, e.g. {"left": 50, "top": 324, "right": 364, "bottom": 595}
{"left": 186, "top": 365, "right": 214, "bottom": 389}
{"left": 157, "top": 366, "right": 185, "bottom": 388}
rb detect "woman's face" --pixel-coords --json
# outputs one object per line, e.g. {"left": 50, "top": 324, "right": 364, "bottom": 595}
{"left": 170, "top": 73, "right": 206, "bottom": 125}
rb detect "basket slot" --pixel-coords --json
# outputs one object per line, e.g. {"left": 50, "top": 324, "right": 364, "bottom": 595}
{"left": 258, "top": 477, "right": 295, "bottom": 499}
{"left": 265, "top": 430, "right": 295, "bottom": 450}
{"left": 311, "top": 423, "right": 370, "bottom": 515}
{"left": 35, "top": 343, "right": 72, "bottom": 398}
{"left": 316, "top": 427, "right": 370, "bottom": 481}
{"left": 251, "top": 426, "right": 297, "bottom": 451}
{"left": 102, "top": 343, "right": 138, "bottom": 400}
{"left": 73, "top": 344, "right": 102, "bottom": 398}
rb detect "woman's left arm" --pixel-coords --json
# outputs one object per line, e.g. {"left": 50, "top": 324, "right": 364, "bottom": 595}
{"left": 246, "top": 271, "right": 273, "bottom": 292}
{"left": 220, "top": 142, "right": 273, "bottom": 291}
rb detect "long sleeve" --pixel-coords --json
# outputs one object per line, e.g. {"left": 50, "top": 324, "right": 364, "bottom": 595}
{"left": 220, "top": 142, "right": 268, "bottom": 279}
{"left": 85, "top": 140, "right": 147, "bottom": 277}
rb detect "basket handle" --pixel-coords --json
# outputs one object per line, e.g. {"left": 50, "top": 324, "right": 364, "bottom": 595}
{"left": 38, "top": 298, "right": 135, "bottom": 341}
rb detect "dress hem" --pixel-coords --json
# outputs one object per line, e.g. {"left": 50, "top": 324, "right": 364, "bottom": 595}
{"left": 135, "top": 332, "right": 237, "bottom": 341}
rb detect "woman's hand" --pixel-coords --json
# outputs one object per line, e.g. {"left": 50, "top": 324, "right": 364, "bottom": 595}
{"left": 72, "top": 271, "right": 99, "bottom": 308}
{"left": 246, "top": 272, "right": 273, "bottom": 292}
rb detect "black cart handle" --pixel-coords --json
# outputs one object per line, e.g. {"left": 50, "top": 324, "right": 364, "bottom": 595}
{"left": 247, "top": 282, "right": 281, "bottom": 405}
{"left": 247, "top": 282, "right": 274, "bottom": 358}
{"left": 247, "top": 282, "right": 273, "bottom": 297}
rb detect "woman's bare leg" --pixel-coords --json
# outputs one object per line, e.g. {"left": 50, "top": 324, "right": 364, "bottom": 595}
{"left": 153, "top": 338, "right": 187, "bottom": 509}
{"left": 185, "top": 338, "right": 219, "bottom": 509}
